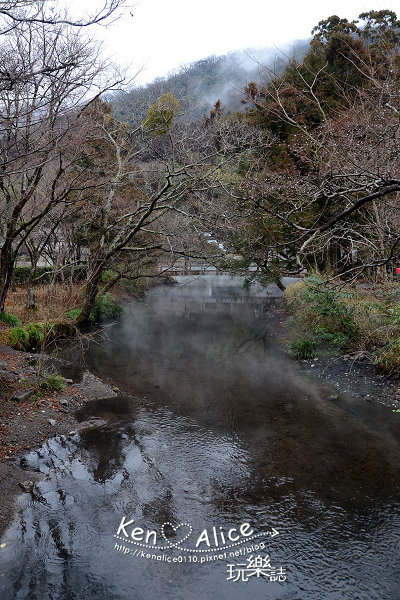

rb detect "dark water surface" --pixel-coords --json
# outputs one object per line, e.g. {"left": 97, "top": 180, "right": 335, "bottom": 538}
{"left": 1, "top": 277, "right": 400, "bottom": 599}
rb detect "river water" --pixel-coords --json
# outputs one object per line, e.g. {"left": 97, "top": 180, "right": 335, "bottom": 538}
{"left": 1, "top": 276, "right": 400, "bottom": 599}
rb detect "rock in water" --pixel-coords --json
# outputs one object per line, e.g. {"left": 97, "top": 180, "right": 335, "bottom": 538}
{"left": 19, "top": 480, "right": 34, "bottom": 492}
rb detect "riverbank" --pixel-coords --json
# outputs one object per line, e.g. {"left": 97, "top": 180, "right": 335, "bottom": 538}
{"left": 264, "top": 305, "right": 400, "bottom": 411}
{"left": 0, "top": 344, "right": 118, "bottom": 537}
{"left": 1, "top": 285, "right": 399, "bottom": 538}
{"left": 284, "top": 276, "right": 400, "bottom": 374}
{"left": 1, "top": 275, "right": 399, "bottom": 600}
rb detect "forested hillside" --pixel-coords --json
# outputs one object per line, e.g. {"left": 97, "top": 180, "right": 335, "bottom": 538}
{"left": 1, "top": 5, "right": 400, "bottom": 370}
{"left": 236, "top": 10, "right": 400, "bottom": 282}
{"left": 1, "top": 8, "right": 400, "bottom": 598}
{"left": 110, "top": 41, "right": 309, "bottom": 123}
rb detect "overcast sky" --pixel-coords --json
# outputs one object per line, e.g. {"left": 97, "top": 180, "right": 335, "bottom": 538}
{"left": 81, "top": 0, "right": 397, "bottom": 85}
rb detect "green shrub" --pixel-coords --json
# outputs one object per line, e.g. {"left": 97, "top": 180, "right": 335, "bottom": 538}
{"left": 289, "top": 336, "right": 317, "bottom": 359}
{"left": 286, "top": 278, "right": 400, "bottom": 370}
{"left": 26, "top": 322, "right": 45, "bottom": 344}
{"left": 65, "top": 296, "right": 122, "bottom": 325}
{"left": 313, "top": 326, "right": 350, "bottom": 349}
{"left": 386, "top": 301, "right": 400, "bottom": 325}
{"left": 66, "top": 308, "right": 82, "bottom": 320}
{"left": 89, "top": 293, "right": 122, "bottom": 323}
{"left": 0, "top": 312, "right": 22, "bottom": 327}
{"left": 100, "top": 269, "right": 118, "bottom": 283}
{"left": 8, "top": 326, "right": 29, "bottom": 350}
{"left": 302, "top": 276, "right": 355, "bottom": 337}
{"left": 118, "top": 277, "right": 147, "bottom": 298}
{"left": 285, "top": 276, "right": 356, "bottom": 351}
{"left": 41, "top": 373, "right": 66, "bottom": 392}
{"left": 51, "top": 321, "right": 76, "bottom": 337}
{"left": 374, "top": 339, "right": 400, "bottom": 373}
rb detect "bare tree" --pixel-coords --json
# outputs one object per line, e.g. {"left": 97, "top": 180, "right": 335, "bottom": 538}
{"left": 239, "top": 31, "right": 400, "bottom": 281}
{"left": 0, "top": 1, "right": 128, "bottom": 30}
{"left": 0, "top": 17, "right": 123, "bottom": 311}
{"left": 0, "top": 1, "right": 129, "bottom": 92}
{"left": 66, "top": 98, "right": 263, "bottom": 324}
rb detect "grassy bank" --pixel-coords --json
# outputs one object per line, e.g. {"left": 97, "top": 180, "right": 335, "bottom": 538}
{"left": 0, "top": 282, "right": 125, "bottom": 411}
{"left": 285, "top": 276, "right": 400, "bottom": 373}
{"left": 0, "top": 283, "right": 123, "bottom": 352}
{"left": 4, "top": 283, "right": 82, "bottom": 324}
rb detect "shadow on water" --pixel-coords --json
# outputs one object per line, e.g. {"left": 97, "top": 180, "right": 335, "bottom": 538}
{"left": 0, "top": 276, "right": 399, "bottom": 600}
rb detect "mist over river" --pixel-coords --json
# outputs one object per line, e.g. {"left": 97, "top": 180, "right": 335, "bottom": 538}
{"left": 1, "top": 276, "right": 399, "bottom": 600}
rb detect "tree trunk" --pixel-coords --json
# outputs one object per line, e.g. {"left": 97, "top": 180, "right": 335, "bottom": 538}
{"left": 77, "top": 256, "right": 105, "bottom": 326}
{"left": 26, "top": 284, "right": 36, "bottom": 310}
{"left": 26, "top": 250, "right": 38, "bottom": 309}
{"left": 0, "top": 243, "right": 15, "bottom": 312}
{"left": 372, "top": 200, "right": 388, "bottom": 283}
{"left": 102, "top": 272, "right": 122, "bottom": 294}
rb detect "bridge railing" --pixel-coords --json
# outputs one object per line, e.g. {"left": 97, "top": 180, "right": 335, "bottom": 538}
{"left": 159, "top": 262, "right": 258, "bottom": 276}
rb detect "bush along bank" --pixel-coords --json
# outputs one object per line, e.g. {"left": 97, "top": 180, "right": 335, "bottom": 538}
{"left": 0, "top": 292, "right": 123, "bottom": 352}
{"left": 284, "top": 275, "right": 400, "bottom": 374}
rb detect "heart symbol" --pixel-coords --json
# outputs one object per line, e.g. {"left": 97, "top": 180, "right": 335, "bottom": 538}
{"left": 161, "top": 521, "right": 193, "bottom": 548}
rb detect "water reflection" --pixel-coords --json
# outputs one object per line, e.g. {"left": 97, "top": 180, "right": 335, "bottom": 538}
{"left": 0, "top": 276, "right": 399, "bottom": 600}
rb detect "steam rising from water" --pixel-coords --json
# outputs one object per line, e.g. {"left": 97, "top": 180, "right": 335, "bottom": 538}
{"left": 1, "top": 276, "right": 399, "bottom": 600}
{"left": 110, "top": 39, "right": 310, "bottom": 122}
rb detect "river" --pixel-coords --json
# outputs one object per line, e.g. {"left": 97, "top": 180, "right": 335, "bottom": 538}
{"left": 0, "top": 276, "right": 399, "bottom": 599}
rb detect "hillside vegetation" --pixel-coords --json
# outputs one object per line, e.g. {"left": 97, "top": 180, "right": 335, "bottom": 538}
{"left": 110, "top": 41, "right": 309, "bottom": 123}
{"left": 1, "top": 6, "right": 400, "bottom": 371}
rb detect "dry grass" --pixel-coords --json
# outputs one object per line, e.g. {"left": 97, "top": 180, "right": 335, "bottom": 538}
{"left": 284, "top": 280, "right": 306, "bottom": 309}
{"left": 4, "top": 283, "right": 83, "bottom": 324}
{"left": 285, "top": 277, "right": 400, "bottom": 371}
